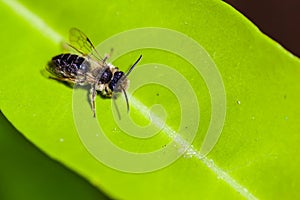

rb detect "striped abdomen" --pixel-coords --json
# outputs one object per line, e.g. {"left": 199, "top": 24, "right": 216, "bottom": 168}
{"left": 48, "top": 53, "right": 90, "bottom": 79}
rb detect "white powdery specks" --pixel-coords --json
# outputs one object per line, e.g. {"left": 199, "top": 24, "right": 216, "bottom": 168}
{"left": 130, "top": 96, "right": 258, "bottom": 200}
{"left": 198, "top": 157, "right": 258, "bottom": 200}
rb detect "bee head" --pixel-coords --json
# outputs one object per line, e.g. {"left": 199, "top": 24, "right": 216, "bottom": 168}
{"left": 109, "top": 55, "right": 142, "bottom": 112}
{"left": 108, "top": 71, "right": 128, "bottom": 92}
{"left": 108, "top": 55, "right": 142, "bottom": 93}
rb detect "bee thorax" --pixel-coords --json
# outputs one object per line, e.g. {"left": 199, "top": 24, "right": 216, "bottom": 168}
{"left": 99, "top": 68, "right": 113, "bottom": 84}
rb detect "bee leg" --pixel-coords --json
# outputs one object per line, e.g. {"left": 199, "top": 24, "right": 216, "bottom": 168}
{"left": 89, "top": 85, "right": 97, "bottom": 117}
{"left": 49, "top": 76, "right": 75, "bottom": 82}
{"left": 103, "top": 48, "right": 114, "bottom": 63}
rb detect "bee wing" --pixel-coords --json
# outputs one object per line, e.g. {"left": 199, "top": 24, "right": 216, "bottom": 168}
{"left": 69, "top": 28, "right": 103, "bottom": 61}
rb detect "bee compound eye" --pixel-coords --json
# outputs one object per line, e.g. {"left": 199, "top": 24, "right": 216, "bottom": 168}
{"left": 109, "top": 71, "right": 125, "bottom": 91}
{"left": 108, "top": 81, "right": 115, "bottom": 91}
{"left": 114, "top": 71, "right": 124, "bottom": 79}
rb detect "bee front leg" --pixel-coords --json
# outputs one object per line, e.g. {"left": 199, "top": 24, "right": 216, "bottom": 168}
{"left": 89, "top": 85, "right": 97, "bottom": 117}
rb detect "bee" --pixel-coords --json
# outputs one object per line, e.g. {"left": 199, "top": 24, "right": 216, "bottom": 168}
{"left": 46, "top": 28, "right": 142, "bottom": 117}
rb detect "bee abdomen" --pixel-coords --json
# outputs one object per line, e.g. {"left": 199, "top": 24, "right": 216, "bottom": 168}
{"left": 50, "top": 54, "right": 89, "bottom": 77}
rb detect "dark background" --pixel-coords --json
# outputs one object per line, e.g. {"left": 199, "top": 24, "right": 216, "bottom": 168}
{"left": 224, "top": 0, "right": 300, "bottom": 57}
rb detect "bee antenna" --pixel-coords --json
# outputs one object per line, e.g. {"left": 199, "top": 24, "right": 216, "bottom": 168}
{"left": 125, "top": 55, "right": 142, "bottom": 77}
{"left": 112, "top": 94, "right": 122, "bottom": 120}
{"left": 122, "top": 87, "right": 130, "bottom": 113}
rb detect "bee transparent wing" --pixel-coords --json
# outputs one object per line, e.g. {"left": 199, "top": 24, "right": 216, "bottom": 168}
{"left": 69, "top": 28, "right": 103, "bottom": 61}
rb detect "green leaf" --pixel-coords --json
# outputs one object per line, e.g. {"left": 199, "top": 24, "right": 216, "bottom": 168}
{"left": 1, "top": 0, "right": 300, "bottom": 199}
{"left": 0, "top": 112, "right": 110, "bottom": 200}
